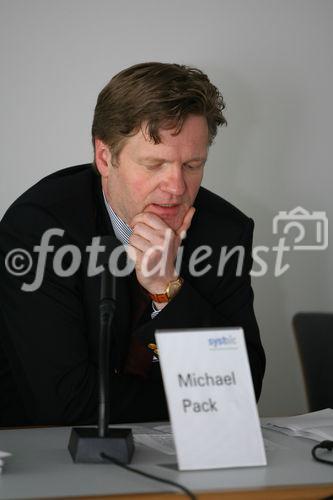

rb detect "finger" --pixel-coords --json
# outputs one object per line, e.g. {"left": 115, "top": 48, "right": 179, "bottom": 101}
{"left": 128, "top": 233, "right": 151, "bottom": 254}
{"left": 132, "top": 222, "right": 158, "bottom": 242}
{"left": 126, "top": 245, "right": 147, "bottom": 275}
{"left": 125, "top": 243, "right": 140, "bottom": 263}
{"left": 177, "top": 207, "right": 196, "bottom": 238}
{"left": 133, "top": 222, "right": 175, "bottom": 248}
{"left": 130, "top": 211, "right": 168, "bottom": 231}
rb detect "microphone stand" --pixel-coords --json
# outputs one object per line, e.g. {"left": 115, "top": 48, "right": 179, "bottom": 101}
{"left": 98, "top": 267, "right": 116, "bottom": 437}
{"left": 68, "top": 256, "right": 135, "bottom": 463}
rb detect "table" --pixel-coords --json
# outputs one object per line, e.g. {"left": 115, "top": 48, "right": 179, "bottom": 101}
{"left": 0, "top": 421, "right": 332, "bottom": 499}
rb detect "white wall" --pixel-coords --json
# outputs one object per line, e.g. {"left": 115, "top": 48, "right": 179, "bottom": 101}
{"left": 1, "top": 0, "right": 332, "bottom": 416}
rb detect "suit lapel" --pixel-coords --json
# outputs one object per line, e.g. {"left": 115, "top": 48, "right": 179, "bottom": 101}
{"left": 91, "top": 173, "right": 133, "bottom": 369}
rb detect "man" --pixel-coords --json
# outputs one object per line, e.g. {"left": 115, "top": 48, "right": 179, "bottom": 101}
{"left": 0, "top": 62, "right": 265, "bottom": 426}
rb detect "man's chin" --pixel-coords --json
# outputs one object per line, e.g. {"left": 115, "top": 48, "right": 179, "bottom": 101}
{"left": 161, "top": 214, "right": 186, "bottom": 232}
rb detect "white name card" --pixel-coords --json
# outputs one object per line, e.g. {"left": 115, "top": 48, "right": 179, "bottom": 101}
{"left": 155, "top": 327, "right": 267, "bottom": 470}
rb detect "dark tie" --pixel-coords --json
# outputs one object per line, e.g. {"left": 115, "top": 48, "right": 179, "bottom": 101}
{"left": 123, "top": 273, "right": 154, "bottom": 378}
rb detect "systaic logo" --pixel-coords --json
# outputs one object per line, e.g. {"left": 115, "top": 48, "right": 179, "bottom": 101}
{"left": 208, "top": 336, "right": 237, "bottom": 349}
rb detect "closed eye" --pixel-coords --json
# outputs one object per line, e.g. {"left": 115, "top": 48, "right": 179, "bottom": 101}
{"left": 143, "top": 163, "right": 164, "bottom": 170}
{"left": 184, "top": 163, "right": 204, "bottom": 171}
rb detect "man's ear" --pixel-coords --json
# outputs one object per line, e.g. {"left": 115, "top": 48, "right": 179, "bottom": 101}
{"left": 94, "top": 139, "right": 112, "bottom": 177}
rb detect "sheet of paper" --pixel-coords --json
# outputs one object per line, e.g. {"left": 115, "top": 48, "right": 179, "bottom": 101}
{"left": 262, "top": 409, "right": 333, "bottom": 441}
{"left": 128, "top": 424, "right": 176, "bottom": 455}
{"left": 134, "top": 434, "right": 176, "bottom": 455}
{"left": 0, "top": 451, "right": 12, "bottom": 475}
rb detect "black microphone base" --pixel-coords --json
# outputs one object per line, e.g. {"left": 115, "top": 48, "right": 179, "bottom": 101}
{"left": 68, "top": 427, "right": 135, "bottom": 463}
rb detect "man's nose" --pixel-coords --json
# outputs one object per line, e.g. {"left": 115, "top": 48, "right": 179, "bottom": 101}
{"left": 160, "top": 165, "right": 186, "bottom": 196}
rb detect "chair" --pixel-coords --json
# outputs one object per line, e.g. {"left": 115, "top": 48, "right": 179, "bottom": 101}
{"left": 293, "top": 313, "right": 333, "bottom": 411}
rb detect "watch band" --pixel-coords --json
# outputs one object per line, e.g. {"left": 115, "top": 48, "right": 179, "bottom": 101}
{"left": 149, "top": 291, "right": 169, "bottom": 303}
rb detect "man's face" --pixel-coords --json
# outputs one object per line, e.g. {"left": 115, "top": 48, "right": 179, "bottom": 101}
{"left": 103, "top": 114, "right": 209, "bottom": 231}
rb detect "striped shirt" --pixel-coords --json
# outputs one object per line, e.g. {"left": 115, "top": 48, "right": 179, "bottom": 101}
{"left": 103, "top": 191, "right": 132, "bottom": 245}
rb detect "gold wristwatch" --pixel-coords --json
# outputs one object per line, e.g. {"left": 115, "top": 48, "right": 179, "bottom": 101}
{"left": 148, "top": 277, "right": 184, "bottom": 303}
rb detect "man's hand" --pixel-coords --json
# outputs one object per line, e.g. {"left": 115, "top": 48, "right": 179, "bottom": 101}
{"left": 128, "top": 207, "right": 195, "bottom": 295}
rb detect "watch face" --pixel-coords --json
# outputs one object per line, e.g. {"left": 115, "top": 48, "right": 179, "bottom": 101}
{"left": 168, "top": 279, "right": 182, "bottom": 299}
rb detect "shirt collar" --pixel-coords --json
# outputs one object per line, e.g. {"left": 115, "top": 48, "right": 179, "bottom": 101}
{"left": 102, "top": 191, "right": 132, "bottom": 245}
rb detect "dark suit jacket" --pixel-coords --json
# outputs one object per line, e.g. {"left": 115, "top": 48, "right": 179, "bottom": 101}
{"left": 0, "top": 165, "right": 265, "bottom": 426}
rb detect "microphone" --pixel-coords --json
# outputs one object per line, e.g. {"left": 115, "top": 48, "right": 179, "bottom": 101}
{"left": 68, "top": 236, "right": 135, "bottom": 463}
{"left": 98, "top": 262, "right": 116, "bottom": 437}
